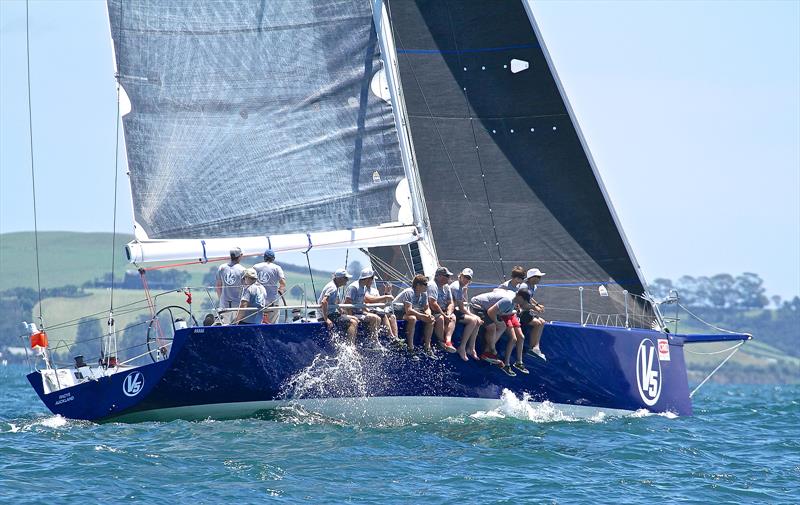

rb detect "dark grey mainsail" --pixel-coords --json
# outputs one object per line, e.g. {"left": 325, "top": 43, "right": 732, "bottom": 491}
{"left": 108, "top": 0, "right": 406, "bottom": 240}
{"left": 372, "top": 0, "right": 654, "bottom": 325}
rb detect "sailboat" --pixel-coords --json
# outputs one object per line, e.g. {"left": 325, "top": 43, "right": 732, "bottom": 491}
{"left": 25, "top": 0, "right": 750, "bottom": 422}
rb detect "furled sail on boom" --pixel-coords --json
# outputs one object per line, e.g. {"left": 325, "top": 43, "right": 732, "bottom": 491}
{"left": 107, "top": 0, "right": 409, "bottom": 242}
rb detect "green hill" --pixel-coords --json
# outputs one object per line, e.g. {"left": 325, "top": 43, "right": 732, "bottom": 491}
{"left": 0, "top": 231, "right": 133, "bottom": 291}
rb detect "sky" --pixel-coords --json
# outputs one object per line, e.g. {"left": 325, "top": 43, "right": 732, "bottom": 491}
{"left": 1, "top": 0, "right": 798, "bottom": 300}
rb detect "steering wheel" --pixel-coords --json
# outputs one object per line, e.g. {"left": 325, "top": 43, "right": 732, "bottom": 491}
{"left": 146, "top": 305, "right": 198, "bottom": 363}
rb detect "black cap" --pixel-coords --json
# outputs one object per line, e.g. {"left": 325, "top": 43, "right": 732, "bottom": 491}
{"left": 435, "top": 266, "right": 454, "bottom": 277}
{"left": 515, "top": 288, "right": 532, "bottom": 302}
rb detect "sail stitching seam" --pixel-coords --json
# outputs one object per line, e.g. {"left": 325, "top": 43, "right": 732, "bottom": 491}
{"left": 388, "top": 4, "right": 503, "bottom": 281}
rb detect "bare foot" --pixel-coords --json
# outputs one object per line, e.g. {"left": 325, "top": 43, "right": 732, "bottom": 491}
{"left": 468, "top": 350, "right": 479, "bottom": 360}
{"left": 457, "top": 348, "right": 468, "bottom": 361}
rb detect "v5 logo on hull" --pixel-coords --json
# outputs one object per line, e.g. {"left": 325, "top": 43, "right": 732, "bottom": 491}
{"left": 123, "top": 372, "right": 145, "bottom": 397}
{"left": 636, "top": 339, "right": 662, "bottom": 406}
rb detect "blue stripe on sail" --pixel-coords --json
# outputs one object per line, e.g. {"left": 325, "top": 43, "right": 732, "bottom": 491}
{"left": 398, "top": 43, "right": 536, "bottom": 55}
{"left": 468, "top": 281, "right": 637, "bottom": 289}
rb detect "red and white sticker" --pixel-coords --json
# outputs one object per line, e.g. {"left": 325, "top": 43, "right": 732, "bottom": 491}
{"left": 657, "top": 338, "right": 671, "bottom": 361}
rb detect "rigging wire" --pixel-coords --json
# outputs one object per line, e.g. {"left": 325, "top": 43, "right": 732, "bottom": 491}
{"left": 109, "top": 80, "right": 122, "bottom": 312}
{"left": 384, "top": 1, "right": 504, "bottom": 282}
{"left": 24, "top": 0, "right": 44, "bottom": 327}
{"left": 443, "top": 2, "right": 505, "bottom": 279}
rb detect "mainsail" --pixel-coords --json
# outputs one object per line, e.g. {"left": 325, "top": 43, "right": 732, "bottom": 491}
{"left": 371, "top": 0, "right": 654, "bottom": 324}
{"left": 107, "top": 0, "right": 409, "bottom": 242}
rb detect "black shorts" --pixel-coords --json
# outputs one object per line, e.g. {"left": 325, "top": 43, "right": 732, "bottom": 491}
{"left": 454, "top": 309, "right": 465, "bottom": 322}
{"left": 470, "top": 305, "right": 494, "bottom": 326}
{"left": 520, "top": 309, "right": 543, "bottom": 326}
{"left": 326, "top": 312, "right": 353, "bottom": 330}
{"left": 394, "top": 308, "right": 407, "bottom": 320}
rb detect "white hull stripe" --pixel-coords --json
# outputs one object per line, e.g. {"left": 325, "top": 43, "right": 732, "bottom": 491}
{"left": 107, "top": 396, "right": 635, "bottom": 423}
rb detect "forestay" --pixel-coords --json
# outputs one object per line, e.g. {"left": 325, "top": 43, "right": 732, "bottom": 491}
{"left": 107, "top": 0, "right": 408, "bottom": 241}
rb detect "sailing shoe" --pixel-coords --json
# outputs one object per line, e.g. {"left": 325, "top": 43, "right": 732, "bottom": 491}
{"left": 423, "top": 347, "right": 440, "bottom": 360}
{"left": 527, "top": 347, "right": 547, "bottom": 361}
{"left": 440, "top": 341, "right": 457, "bottom": 353}
{"left": 407, "top": 348, "right": 421, "bottom": 361}
{"left": 513, "top": 362, "right": 530, "bottom": 374}
{"left": 480, "top": 352, "right": 503, "bottom": 365}
{"left": 390, "top": 338, "right": 407, "bottom": 349}
{"left": 501, "top": 365, "right": 517, "bottom": 377}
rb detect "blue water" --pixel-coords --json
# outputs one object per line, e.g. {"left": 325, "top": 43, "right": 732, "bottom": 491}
{"left": 1, "top": 365, "right": 798, "bottom": 504}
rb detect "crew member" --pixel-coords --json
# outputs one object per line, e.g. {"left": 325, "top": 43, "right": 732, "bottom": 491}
{"left": 319, "top": 269, "right": 358, "bottom": 343}
{"left": 253, "top": 249, "right": 286, "bottom": 323}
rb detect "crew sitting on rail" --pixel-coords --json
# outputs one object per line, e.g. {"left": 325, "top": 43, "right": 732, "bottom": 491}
{"left": 449, "top": 268, "right": 482, "bottom": 362}
{"left": 519, "top": 268, "right": 547, "bottom": 361}
{"left": 344, "top": 268, "right": 383, "bottom": 346}
{"left": 470, "top": 288, "right": 534, "bottom": 377}
{"left": 364, "top": 275, "right": 399, "bottom": 341}
{"left": 392, "top": 274, "right": 435, "bottom": 357}
{"left": 319, "top": 269, "right": 359, "bottom": 343}
{"left": 428, "top": 267, "right": 458, "bottom": 353}
{"left": 496, "top": 265, "right": 526, "bottom": 294}
{"left": 253, "top": 249, "right": 286, "bottom": 323}
{"left": 234, "top": 268, "right": 267, "bottom": 325}
{"left": 493, "top": 266, "right": 530, "bottom": 374}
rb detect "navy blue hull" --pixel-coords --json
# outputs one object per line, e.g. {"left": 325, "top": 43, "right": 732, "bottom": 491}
{"left": 28, "top": 322, "right": 693, "bottom": 422}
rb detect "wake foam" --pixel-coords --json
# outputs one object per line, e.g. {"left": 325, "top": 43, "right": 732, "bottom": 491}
{"left": 4, "top": 415, "right": 69, "bottom": 433}
{"left": 470, "top": 389, "right": 581, "bottom": 423}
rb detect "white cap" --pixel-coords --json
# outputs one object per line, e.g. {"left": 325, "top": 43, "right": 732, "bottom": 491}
{"left": 359, "top": 268, "right": 375, "bottom": 280}
{"left": 244, "top": 267, "right": 257, "bottom": 279}
{"left": 460, "top": 268, "right": 474, "bottom": 278}
{"left": 333, "top": 268, "right": 351, "bottom": 279}
{"left": 526, "top": 268, "right": 546, "bottom": 278}
{"left": 230, "top": 247, "right": 243, "bottom": 258}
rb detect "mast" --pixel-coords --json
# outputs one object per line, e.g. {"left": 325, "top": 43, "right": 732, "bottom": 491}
{"left": 373, "top": 0, "right": 439, "bottom": 277}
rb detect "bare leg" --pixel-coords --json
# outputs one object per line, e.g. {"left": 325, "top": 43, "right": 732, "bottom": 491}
{"left": 489, "top": 322, "right": 506, "bottom": 355}
{"left": 388, "top": 314, "right": 398, "bottom": 339}
{"left": 467, "top": 316, "right": 480, "bottom": 359}
{"left": 514, "top": 327, "right": 524, "bottom": 363}
{"left": 457, "top": 318, "right": 476, "bottom": 361}
{"left": 433, "top": 315, "right": 444, "bottom": 344}
{"left": 404, "top": 315, "right": 417, "bottom": 350}
{"left": 528, "top": 318, "right": 545, "bottom": 349}
{"left": 347, "top": 317, "right": 358, "bottom": 345}
{"left": 444, "top": 315, "right": 456, "bottom": 344}
{"left": 482, "top": 324, "right": 497, "bottom": 355}
{"left": 365, "top": 313, "right": 381, "bottom": 341}
{"left": 423, "top": 320, "right": 435, "bottom": 350}
{"left": 503, "top": 328, "right": 517, "bottom": 366}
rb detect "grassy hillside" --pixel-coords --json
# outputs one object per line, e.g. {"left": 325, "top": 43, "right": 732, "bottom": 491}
{"left": 0, "top": 231, "right": 133, "bottom": 291}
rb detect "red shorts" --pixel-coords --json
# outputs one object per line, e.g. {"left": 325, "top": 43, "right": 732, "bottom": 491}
{"left": 500, "top": 314, "right": 521, "bottom": 328}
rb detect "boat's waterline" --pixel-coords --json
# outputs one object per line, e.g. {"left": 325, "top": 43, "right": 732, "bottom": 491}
{"left": 107, "top": 395, "right": 636, "bottom": 424}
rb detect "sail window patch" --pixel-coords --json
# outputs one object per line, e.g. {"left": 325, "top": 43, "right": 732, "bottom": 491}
{"left": 510, "top": 59, "right": 529, "bottom": 73}
{"left": 117, "top": 84, "right": 132, "bottom": 116}
{"left": 370, "top": 68, "right": 391, "bottom": 103}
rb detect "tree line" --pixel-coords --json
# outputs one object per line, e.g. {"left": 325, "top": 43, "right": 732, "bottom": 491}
{"left": 648, "top": 272, "right": 776, "bottom": 309}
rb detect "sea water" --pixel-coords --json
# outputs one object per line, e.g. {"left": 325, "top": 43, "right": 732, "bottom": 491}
{"left": 1, "top": 363, "right": 797, "bottom": 504}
